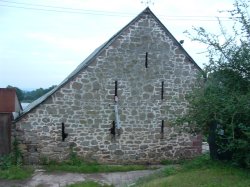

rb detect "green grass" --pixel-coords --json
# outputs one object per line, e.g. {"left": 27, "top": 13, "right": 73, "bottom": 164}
{"left": 160, "top": 159, "right": 184, "bottom": 165}
{"left": 43, "top": 150, "right": 151, "bottom": 173}
{"left": 0, "top": 166, "right": 33, "bottom": 180}
{"left": 135, "top": 154, "right": 250, "bottom": 187}
{"left": 44, "top": 159, "right": 148, "bottom": 173}
{"left": 66, "top": 181, "right": 113, "bottom": 187}
{"left": 45, "top": 164, "right": 147, "bottom": 173}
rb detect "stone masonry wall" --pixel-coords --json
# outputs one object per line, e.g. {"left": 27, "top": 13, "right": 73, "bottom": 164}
{"left": 14, "top": 13, "right": 202, "bottom": 164}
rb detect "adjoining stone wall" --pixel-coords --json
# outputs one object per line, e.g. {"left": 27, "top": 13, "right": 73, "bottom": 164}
{"left": 13, "top": 13, "right": 202, "bottom": 164}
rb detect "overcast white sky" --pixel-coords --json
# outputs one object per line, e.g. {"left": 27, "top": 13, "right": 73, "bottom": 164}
{"left": 0, "top": 0, "right": 236, "bottom": 89}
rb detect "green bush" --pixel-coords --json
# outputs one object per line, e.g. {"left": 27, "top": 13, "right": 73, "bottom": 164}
{"left": 0, "top": 139, "right": 33, "bottom": 180}
{"left": 181, "top": 0, "right": 250, "bottom": 168}
{"left": 0, "top": 154, "right": 13, "bottom": 170}
{"left": 0, "top": 138, "right": 23, "bottom": 170}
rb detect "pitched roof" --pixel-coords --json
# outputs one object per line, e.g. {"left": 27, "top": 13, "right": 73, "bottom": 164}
{"left": 15, "top": 7, "right": 201, "bottom": 122}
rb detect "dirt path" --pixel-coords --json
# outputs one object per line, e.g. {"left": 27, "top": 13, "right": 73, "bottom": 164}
{"left": 0, "top": 168, "right": 160, "bottom": 187}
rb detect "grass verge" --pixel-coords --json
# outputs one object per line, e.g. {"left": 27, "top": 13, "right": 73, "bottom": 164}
{"left": 44, "top": 159, "right": 149, "bottom": 173}
{"left": 135, "top": 154, "right": 250, "bottom": 187}
{"left": 0, "top": 166, "right": 33, "bottom": 180}
{"left": 66, "top": 181, "right": 113, "bottom": 187}
{"left": 43, "top": 148, "right": 153, "bottom": 173}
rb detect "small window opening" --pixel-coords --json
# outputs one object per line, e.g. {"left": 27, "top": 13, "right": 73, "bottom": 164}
{"left": 145, "top": 52, "right": 148, "bottom": 68}
{"left": 109, "top": 121, "right": 116, "bottom": 139}
{"left": 115, "top": 80, "right": 118, "bottom": 97}
{"left": 62, "top": 122, "right": 68, "bottom": 142}
{"left": 161, "top": 120, "right": 164, "bottom": 139}
{"left": 161, "top": 120, "right": 164, "bottom": 134}
{"left": 161, "top": 81, "right": 164, "bottom": 100}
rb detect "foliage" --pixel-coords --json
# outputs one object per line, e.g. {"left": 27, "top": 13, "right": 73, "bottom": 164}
{"left": 161, "top": 165, "right": 178, "bottom": 176}
{"left": 44, "top": 149, "right": 148, "bottom": 173}
{"left": 181, "top": 0, "right": 250, "bottom": 168}
{"left": 68, "top": 144, "right": 82, "bottom": 166}
{"left": 45, "top": 160, "right": 147, "bottom": 173}
{"left": 6, "top": 85, "right": 57, "bottom": 102}
{"left": 0, "top": 166, "right": 33, "bottom": 180}
{"left": 66, "top": 181, "right": 113, "bottom": 187}
{"left": 22, "top": 85, "right": 56, "bottom": 102}
{"left": 6, "top": 85, "right": 24, "bottom": 101}
{"left": 40, "top": 155, "right": 49, "bottom": 165}
{"left": 160, "top": 159, "right": 185, "bottom": 165}
{"left": 0, "top": 139, "right": 33, "bottom": 180}
{"left": 12, "top": 138, "right": 23, "bottom": 166}
{"left": 0, "top": 154, "right": 13, "bottom": 170}
{"left": 0, "top": 138, "right": 23, "bottom": 170}
{"left": 135, "top": 155, "right": 250, "bottom": 187}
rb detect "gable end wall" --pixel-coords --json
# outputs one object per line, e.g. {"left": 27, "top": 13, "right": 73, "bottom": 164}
{"left": 13, "top": 13, "right": 202, "bottom": 164}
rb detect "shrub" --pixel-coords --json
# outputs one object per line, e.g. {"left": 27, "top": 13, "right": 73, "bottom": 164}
{"left": 0, "top": 138, "right": 23, "bottom": 170}
{"left": 181, "top": 0, "right": 250, "bottom": 168}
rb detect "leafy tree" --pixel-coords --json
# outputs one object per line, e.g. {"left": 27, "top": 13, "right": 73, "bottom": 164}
{"left": 182, "top": 0, "right": 250, "bottom": 168}
{"left": 6, "top": 85, "right": 24, "bottom": 101}
{"left": 6, "top": 85, "right": 56, "bottom": 103}
{"left": 22, "top": 85, "right": 56, "bottom": 102}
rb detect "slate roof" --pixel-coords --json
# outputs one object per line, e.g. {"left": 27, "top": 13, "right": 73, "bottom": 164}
{"left": 15, "top": 7, "right": 201, "bottom": 122}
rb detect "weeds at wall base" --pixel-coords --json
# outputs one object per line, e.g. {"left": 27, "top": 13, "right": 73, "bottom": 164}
{"left": 0, "top": 165, "right": 33, "bottom": 180}
{"left": 41, "top": 146, "right": 151, "bottom": 173}
{"left": 0, "top": 138, "right": 23, "bottom": 170}
{"left": 0, "top": 138, "right": 33, "bottom": 180}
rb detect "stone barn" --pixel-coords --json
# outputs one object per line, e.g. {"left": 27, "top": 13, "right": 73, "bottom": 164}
{"left": 13, "top": 8, "right": 202, "bottom": 164}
